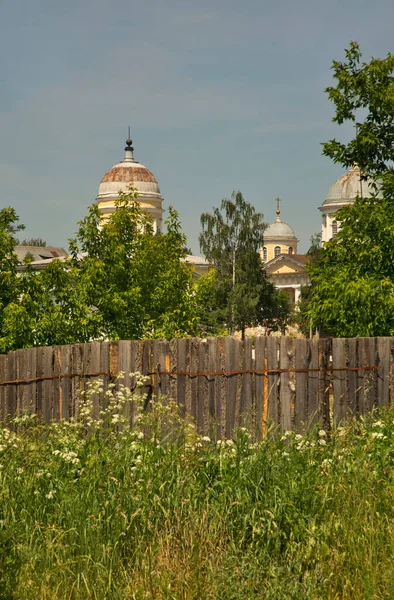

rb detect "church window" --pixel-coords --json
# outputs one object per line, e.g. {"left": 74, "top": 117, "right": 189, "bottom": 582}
{"left": 288, "top": 247, "right": 293, "bottom": 255}
{"left": 263, "top": 247, "right": 267, "bottom": 261}
{"left": 274, "top": 246, "right": 281, "bottom": 257}
{"left": 332, "top": 220, "right": 338, "bottom": 237}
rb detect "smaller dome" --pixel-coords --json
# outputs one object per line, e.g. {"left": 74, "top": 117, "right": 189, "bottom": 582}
{"left": 264, "top": 220, "right": 297, "bottom": 240}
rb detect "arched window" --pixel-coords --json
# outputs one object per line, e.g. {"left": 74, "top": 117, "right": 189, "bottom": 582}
{"left": 274, "top": 246, "right": 281, "bottom": 257}
{"left": 288, "top": 247, "right": 293, "bottom": 255}
{"left": 263, "top": 247, "right": 268, "bottom": 261}
{"left": 332, "top": 220, "right": 338, "bottom": 237}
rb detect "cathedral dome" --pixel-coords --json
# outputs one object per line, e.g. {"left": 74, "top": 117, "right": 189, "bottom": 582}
{"left": 97, "top": 134, "right": 164, "bottom": 231}
{"left": 321, "top": 164, "right": 378, "bottom": 210}
{"left": 264, "top": 220, "right": 297, "bottom": 240}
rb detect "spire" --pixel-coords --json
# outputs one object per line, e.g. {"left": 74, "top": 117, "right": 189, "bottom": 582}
{"left": 275, "top": 197, "right": 281, "bottom": 222}
{"left": 124, "top": 126, "right": 135, "bottom": 162}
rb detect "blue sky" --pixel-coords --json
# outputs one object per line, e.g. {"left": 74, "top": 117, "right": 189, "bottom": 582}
{"left": 1, "top": 0, "right": 394, "bottom": 253}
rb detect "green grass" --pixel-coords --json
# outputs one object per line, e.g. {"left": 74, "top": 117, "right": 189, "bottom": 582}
{"left": 1, "top": 380, "right": 394, "bottom": 599}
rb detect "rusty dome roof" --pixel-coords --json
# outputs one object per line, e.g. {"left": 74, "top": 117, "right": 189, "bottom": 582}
{"left": 97, "top": 136, "right": 161, "bottom": 200}
{"left": 321, "top": 164, "right": 380, "bottom": 209}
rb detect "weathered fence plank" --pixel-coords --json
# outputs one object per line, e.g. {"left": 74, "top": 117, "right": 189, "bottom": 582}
{"left": 176, "top": 338, "right": 189, "bottom": 418}
{"left": 332, "top": 338, "right": 347, "bottom": 426}
{"left": 318, "top": 338, "right": 331, "bottom": 432}
{"left": 267, "top": 337, "right": 280, "bottom": 429}
{"left": 280, "top": 337, "right": 294, "bottom": 432}
{"left": 295, "top": 339, "right": 308, "bottom": 432}
{"left": 42, "top": 347, "right": 53, "bottom": 423}
{"left": 240, "top": 337, "right": 253, "bottom": 428}
{"left": 225, "top": 336, "right": 239, "bottom": 438}
{"left": 347, "top": 337, "right": 359, "bottom": 416}
{"left": 377, "top": 337, "right": 391, "bottom": 408}
{"left": 0, "top": 355, "right": 6, "bottom": 422}
{"left": 254, "top": 336, "right": 266, "bottom": 439}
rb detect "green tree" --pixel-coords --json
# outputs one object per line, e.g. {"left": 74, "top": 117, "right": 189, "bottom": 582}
{"left": 1, "top": 189, "right": 199, "bottom": 351}
{"left": 307, "top": 42, "right": 394, "bottom": 337}
{"left": 0, "top": 208, "right": 26, "bottom": 350}
{"left": 18, "top": 238, "right": 47, "bottom": 246}
{"left": 199, "top": 191, "right": 291, "bottom": 338}
{"left": 69, "top": 188, "right": 198, "bottom": 341}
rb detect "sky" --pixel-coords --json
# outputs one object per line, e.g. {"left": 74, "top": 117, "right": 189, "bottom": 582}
{"left": 1, "top": 0, "right": 394, "bottom": 254}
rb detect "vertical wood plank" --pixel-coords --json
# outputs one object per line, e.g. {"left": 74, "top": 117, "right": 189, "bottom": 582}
{"left": 347, "top": 338, "right": 359, "bottom": 416}
{"left": 280, "top": 337, "right": 294, "bottom": 433}
{"left": 254, "top": 336, "right": 266, "bottom": 440}
{"left": 217, "top": 337, "right": 226, "bottom": 440}
{"left": 52, "top": 346, "right": 62, "bottom": 422}
{"left": 266, "top": 337, "right": 280, "bottom": 431}
{"left": 190, "top": 338, "right": 200, "bottom": 426}
{"left": 240, "top": 338, "right": 253, "bottom": 428}
{"left": 59, "top": 345, "right": 72, "bottom": 420}
{"left": 295, "top": 339, "right": 308, "bottom": 433}
{"left": 7, "top": 352, "right": 17, "bottom": 425}
{"left": 19, "top": 349, "right": 30, "bottom": 415}
{"left": 318, "top": 338, "right": 331, "bottom": 432}
{"left": 358, "top": 337, "right": 377, "bottom": 415}
{"left": 0, "top": 355, "right": 6, "bottom": 423}
{"left": 141, "top": 340, "right": 152, "bottom": 410}
{"left": 307, "top": 340, "right": 319, "bottom": 428}
{"left": 36, "top": 347, "right": 44, "bottom": 422}
{"left": 376, "top": 337, "right": 391, "bottom": 408}
{"left": 225, "top": 336, "right": 238, "bottom": 438}
{"left": 29, "top": 348, "right": 37, "bottom": 416}
{"left": 90, "top": 341, "right": 102, "bottom": 421}
{"left": 151, "top": 340, "right": 161, "bottom": 399}
{"left": 332, "top": 338, "right": 347, "bottom": 426}
{"left": 207, "top": 337, "right": 218, "bottom": 439}
{"left": 42, "top": 346, "right": 53, "bottom": 423}
{"left": 198, "top": 339, "right": 209, "bottom": 434}
{"left": 159, "top": 340, "right": 171, "bottom": 398}
{"left": 169, "top": 339, "right": 178, "bottom": 406}
{"left": 176, "top": 338, "right": 189, "bottom": 418}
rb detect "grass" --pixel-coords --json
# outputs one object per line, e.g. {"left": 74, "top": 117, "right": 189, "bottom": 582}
{"left": 1, "top": 377, "right": 394, "bottom": 599}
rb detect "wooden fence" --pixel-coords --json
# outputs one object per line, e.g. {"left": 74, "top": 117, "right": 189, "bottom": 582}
{"left": 0, "top": 336, "right": 392, "bottom": 437}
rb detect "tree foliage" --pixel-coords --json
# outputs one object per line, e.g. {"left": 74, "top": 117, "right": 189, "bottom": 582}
{"left": 199, "top": 191, "right": 292, "bottom": 336}
{"left": 18, "top": 238, "right": 47, "bottom": 247}
{"left": 306, "top": 42, "right": 394, "bottom": 337}
{"left": 0, "top": 190, "right": 199, "bottom": 352}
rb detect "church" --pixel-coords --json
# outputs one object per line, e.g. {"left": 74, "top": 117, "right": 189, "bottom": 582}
{"left": 17, "top": 135, "right": 374, "bottom": 295}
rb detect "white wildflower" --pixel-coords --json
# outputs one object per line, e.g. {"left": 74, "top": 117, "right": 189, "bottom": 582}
{"left": 318, "top": 430, "right": 326, "bottom": 438}
{"left": 318, "top": 439, "right": 326, "bottom": 446}
{"left": 46, "top": 490, "right": 56, "bottom": 499}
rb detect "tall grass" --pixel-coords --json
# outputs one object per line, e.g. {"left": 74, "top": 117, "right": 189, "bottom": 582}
{"left": 1, "top": 377, "right": 394, "bottom": 598}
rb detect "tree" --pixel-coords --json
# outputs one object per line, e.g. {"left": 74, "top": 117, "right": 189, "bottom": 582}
{"left": 199, "top": 191, "right": 291, "bottom": 338}
{"left": 18, "top": 238, "right": 47, "bottom": 246}
{"left": 69, "top": 188, "right": 198, "bottom": 341}
{"left": 306, "top": 42, "right": 394, "bottom": 337}
{"left": 1, "top": 189, "right": 199, "bottom": 352}
{"left": 0, "top": 208, "right": 25, "bottom": 350}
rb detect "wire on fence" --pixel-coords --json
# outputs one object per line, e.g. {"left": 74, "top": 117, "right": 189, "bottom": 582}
{"left": 0, "top": 365, "right": 381, "bottom": 386}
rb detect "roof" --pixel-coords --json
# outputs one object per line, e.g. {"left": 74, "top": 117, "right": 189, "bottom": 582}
{"left": 15, "top": 246, "right": 68, "bottom": 263}
{"left": 321, "top": 164, "right": 380, "bottom": 209}
{"left": 264, "top": 220, "right": 297, "bottom": 240}
{"left": 265, "top": 253, "right": 310, "bottom": 271}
